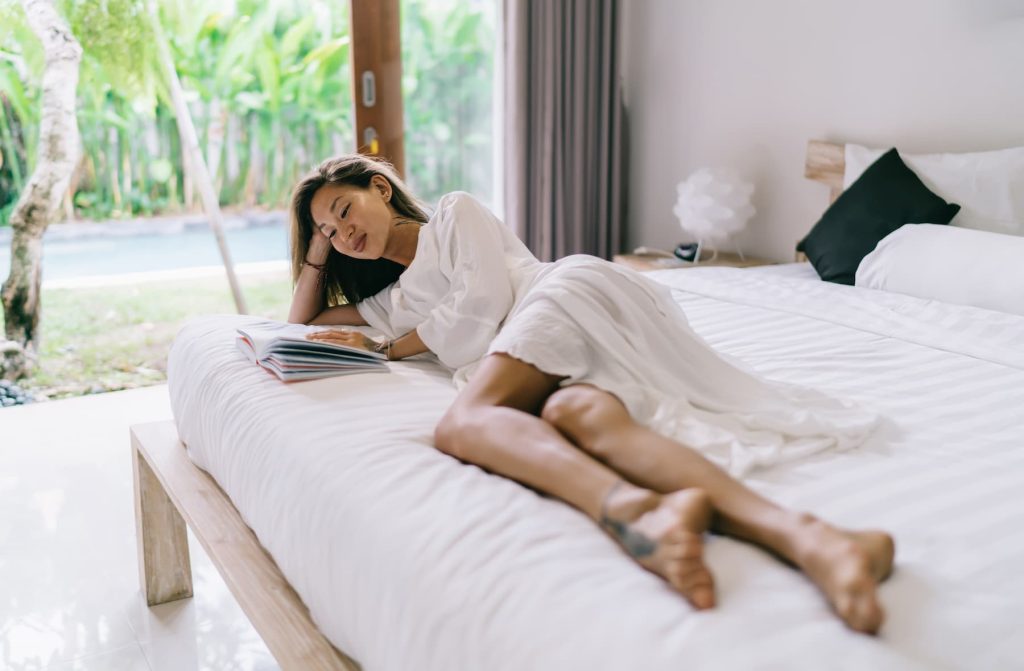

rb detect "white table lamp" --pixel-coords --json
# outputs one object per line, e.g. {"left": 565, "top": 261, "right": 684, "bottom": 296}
{"left": 672, "top": 168, "right": 755, "bottom": 262}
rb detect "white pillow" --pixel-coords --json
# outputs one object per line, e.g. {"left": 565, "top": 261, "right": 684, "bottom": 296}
{"left": 855, "top": 224, "right": 1024, "bottom": 316}
{"left": 844, "top": 143, "right": 1024, "bottom": 236}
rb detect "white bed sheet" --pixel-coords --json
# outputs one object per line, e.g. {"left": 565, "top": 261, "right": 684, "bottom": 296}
{"left": 168, "top": 265, "right": 1024, "bottom": 671}
{"left": 734, "top": 260, "right": 820, "bottom": 281}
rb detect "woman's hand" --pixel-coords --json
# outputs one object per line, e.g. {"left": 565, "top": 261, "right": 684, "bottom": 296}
{"left": 289, "top": 227, "right": 338, "bottom": 325}
{"left": 307, "top": 227, "right": 333, "bottom": 265}
{"left": 306, "top": 329, "right": 378, "bottom": 352}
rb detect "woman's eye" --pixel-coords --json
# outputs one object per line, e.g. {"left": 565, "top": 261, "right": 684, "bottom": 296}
{"left": 341, "top": 205, "right": 349, "bottom": 219}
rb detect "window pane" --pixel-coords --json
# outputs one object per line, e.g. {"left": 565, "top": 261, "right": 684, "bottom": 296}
{"left": 400, "top": 0, "right": 497, "bottom": 210}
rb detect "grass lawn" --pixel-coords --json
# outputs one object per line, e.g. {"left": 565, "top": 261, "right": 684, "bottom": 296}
{"left": 2, "top": 271, "right": 293, "bottom": 399}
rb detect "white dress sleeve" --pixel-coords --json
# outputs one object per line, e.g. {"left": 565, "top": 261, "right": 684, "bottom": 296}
{"left": 415, "top": 192, "right": 516, "bottom": 369}
{"left": 356, "top": 283, "right": 396, "bottom": 337}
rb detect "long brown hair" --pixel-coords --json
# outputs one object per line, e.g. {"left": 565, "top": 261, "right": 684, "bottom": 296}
{"left": 289, "top": 155, "right": 429, "bottom": 304}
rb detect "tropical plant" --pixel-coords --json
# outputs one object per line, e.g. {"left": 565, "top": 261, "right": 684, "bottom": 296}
{"left": 402, "top": 0, "right": 496, "bottom": 205}
{"left": 0, "top": 0, "right": 496, "bottom": 227}
{"left": 0, "top": 0, "right": 41, "bottom": 221}
{"left": 1, "top": 0, "right": 82, "bottom": 379}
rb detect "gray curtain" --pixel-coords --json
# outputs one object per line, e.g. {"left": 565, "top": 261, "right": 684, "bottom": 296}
{"left": 502, "top": 0, "right": 627, "bottom": 262}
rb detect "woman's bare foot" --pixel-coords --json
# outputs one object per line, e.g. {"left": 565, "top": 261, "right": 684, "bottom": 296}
{"left": 790, "top": 514, "right": 896, "bottom": 634}
{"left": 599, "top": 482, "right": 715, "bottom": 609}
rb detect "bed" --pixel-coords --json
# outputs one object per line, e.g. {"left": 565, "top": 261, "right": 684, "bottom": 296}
{"left": 133, "top": 142, "right": 1024, "bottom": 670}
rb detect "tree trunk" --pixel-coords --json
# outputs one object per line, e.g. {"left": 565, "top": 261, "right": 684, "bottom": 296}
{"left": 63, "top": 154, "right": 86, "bottom": 221}
{"left": 224, "top": 112, "right": 240, "bottom": 203}
{"left": 225, "top": 112, "right": 240, "bottom": 184}
{"left": 272, "top": 117, "right": 285, "bottom": 202}
{"left": 1, "top": 0, "right": 82, "bottom": 379}
{"left": 149, "top": 3, "right": 247, "bottom": 314}
{"left": 181, "top": 137, "right": 193, "bottom": 209}
{"left": 244, "top": 114, "right": 264, "bottom": 207}
{"left": 121, "top": 124, "right": 132, "bottom": 215}
{"left": 205, "top": 99, "right": 225, "bottom": 192}
{"left": 108, "top": 125, "right": 122, "bottom": 211}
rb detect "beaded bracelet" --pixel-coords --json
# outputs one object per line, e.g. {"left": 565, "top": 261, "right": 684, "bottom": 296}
{"left": 303, "top": 259, "right": 327, "bottom": 271}
{"left": 374, "top": 339, "right": 393, "bottom": 360}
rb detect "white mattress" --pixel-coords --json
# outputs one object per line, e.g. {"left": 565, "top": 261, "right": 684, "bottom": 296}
{"left": 167, "top": 264, "right": 1024, "bottom": 671}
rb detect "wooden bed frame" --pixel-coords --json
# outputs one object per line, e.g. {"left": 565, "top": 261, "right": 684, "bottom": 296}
{"left": 805, "top": 139, "right": 846, "bottom": 201}
{"left": 131, "top": 422, "right": 361, "bottom": 670}
{"left": 796, "top": 139, "right": 846, "bottom": 261}
{"left": 130, "top": 140, "right": 847, "bottom": 671}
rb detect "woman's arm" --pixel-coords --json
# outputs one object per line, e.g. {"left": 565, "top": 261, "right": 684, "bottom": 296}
{"left": 287, "top": 233, "right": 367, "bottom": 326}
{"left": 306, "top": 326, "right": 430, "bottom": 361}
{"left": 412, "top": 192, "right": 517, "bottom": 369}
{"left": 288, "top": 263, "right": 329, "bottom": 324}
{"left": 307, "top": 304, "right": 369, "bottom": 326}
{"left": 288, "top": 231, "right": 330, "bottom": 324}
{"left": 390, "top": 327, "right": 430, "bottom": 360}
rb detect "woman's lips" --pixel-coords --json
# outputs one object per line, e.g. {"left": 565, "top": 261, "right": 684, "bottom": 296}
{"left": 354, "top": 233, "right": 367, "bottom": 253}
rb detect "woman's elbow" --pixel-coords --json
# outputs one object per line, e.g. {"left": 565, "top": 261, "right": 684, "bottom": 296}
{"left": 287, "top": 310, "right": 317, "bottom": 326}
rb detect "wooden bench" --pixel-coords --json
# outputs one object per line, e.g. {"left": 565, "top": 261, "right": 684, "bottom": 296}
{"left": 131, "top": 420, "right": 361, "bottom": 671}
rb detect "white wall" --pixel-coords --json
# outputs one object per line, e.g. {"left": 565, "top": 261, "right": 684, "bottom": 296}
{"left": 621, "top": 0, "right": 1024, "bottom": 261}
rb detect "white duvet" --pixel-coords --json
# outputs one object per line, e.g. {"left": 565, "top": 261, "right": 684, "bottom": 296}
{"left": 168, "top": 264, "right": 1024, "bottom": 671}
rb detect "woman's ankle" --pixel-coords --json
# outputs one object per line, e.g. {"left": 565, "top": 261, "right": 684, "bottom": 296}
{"left": 599, "top": 479, "right": 660, "bottom": 524}
{"left": 778, "top": 511, "right": 830, "bottom": 565}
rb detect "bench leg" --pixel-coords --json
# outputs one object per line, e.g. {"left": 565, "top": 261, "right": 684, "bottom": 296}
{"left": 133, "top": 441, "right": 193, "bottom": 605}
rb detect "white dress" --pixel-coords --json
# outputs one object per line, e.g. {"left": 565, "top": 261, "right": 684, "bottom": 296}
{"left": 357, "top": 192, "right": 879, "bottom": 476}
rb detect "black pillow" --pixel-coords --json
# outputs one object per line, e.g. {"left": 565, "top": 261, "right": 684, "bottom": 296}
{"left": 797, "top": 148, "right": 960, "bottom": 284}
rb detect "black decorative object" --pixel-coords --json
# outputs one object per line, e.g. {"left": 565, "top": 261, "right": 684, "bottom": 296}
{"left": 674, "top": 242, "right": 701, "bottom": 262}
{"left": 797, "top": 148, "right": 960, "bottom": 284}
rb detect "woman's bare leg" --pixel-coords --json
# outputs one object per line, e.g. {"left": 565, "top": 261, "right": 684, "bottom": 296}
{"left": 539, "top": 385, "right": 895, "bottom": 635}
{"left": 435, "top": 353, "right": 715, "bottom": 608}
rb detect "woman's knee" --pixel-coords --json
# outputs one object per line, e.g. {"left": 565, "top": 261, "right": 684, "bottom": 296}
{"left": 434, "top": 408, "right": 467, "bottom": 458}
{"left": 540, "top": 385, "right": 629, "bottom": 435}
{"left": 434, "top": 404, "right": 487, "bottom": 460}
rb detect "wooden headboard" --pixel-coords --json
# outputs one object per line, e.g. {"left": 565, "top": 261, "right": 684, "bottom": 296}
{"left": 804, "top": 140, "right": 846, "bottom": 204}
{"left": 796, "top": 140, "right": 846, "bottom": 261}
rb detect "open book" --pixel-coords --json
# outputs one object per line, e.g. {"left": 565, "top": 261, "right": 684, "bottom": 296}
{"left": 236, "top": 320, "right": 388, "bottom": 382}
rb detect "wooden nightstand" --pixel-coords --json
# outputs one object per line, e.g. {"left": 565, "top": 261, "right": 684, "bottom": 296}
{"left": 612, "top": 252, "right": 773, "bottom": 272}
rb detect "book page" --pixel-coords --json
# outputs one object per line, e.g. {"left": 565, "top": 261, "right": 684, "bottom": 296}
{"left": 236, "top": 320, "right": 383, "bottom": 359}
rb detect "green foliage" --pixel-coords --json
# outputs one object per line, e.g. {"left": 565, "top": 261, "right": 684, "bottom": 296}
{"left": 0, "top": 0, "right": 496, "bottom": 226}
{"left": 402, "top": 0, "right": 496, "bottom": 205}
{"left": 1, "top": 0, "right": 39, "bottom": 222}
{"left": 7, "top": 271, "right": 292, "bottom": 396}
{"left": 65, "top": 0, "right": 160, "bottom": 104}
{"left": 0, "top": 199, "right": 16, "bottom": 227}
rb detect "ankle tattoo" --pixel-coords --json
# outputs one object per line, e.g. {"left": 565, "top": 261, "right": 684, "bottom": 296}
{"left": 599, "top": 478, "right": 657, "bottom": 558}
{"left": 600, "top": 516, "right": 657, "bottom": 558}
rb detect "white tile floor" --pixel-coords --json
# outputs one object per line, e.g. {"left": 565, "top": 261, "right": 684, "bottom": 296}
{"left": 0, "top": 386, "right": 280, "bottom": 670}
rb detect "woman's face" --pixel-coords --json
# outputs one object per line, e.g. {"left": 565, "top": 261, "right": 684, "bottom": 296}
{"left": 308, "top": 175, "right": 393, "bottom": 259}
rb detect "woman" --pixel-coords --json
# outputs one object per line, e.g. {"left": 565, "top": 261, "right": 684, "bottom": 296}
{"left": 288, "top": 155, "right": 895, "bottom": 634}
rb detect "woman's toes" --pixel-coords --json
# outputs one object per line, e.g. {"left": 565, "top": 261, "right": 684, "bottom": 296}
{"left": 794, "top": 518, "right": 893, "bottom": 634}
{"left": 671, "top": 569, "right": 712, "bottom": 610}
{"left": 668, "top": 536, "right": 703, "bottom": 559}
{"left": 853, "top": 594, "right": 884, "bottom": 634}
{"left": 832, "top": 576, "right": 883, "bottom": 634}
{"left": 601, "top": 487, "right": 716, "bottom": 608}
{"left": 659, "top": 557, "right": 716, "bottom": 610}
{"left": 691, "top": 584, "right": 715, "bottom": 610}
{"left": 844, "top": 599, "right": 878, "bottom": 634}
